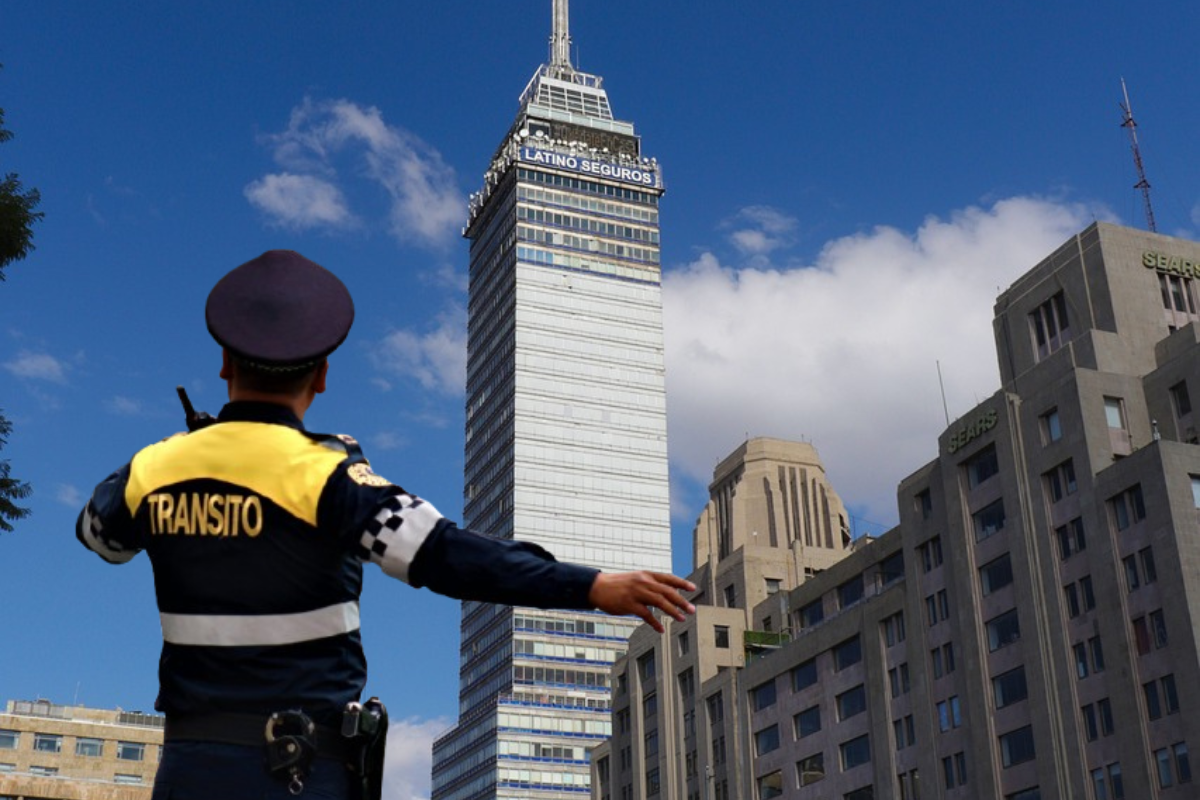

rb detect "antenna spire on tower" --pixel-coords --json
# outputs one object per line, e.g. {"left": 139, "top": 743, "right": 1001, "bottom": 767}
{"left": 1119, "top": 78, "right": 1157, "bottom": 233}
{"left": 550, "top": 0, "right": 573, "bottom": 76}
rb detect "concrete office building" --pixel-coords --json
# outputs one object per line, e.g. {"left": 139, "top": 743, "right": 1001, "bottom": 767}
{"left": 0, "top": 699, "right": 162, "bottom": 799}
{"left": 431, "top": 2, "right": 670, "bottom": 799}
{"left": 594, "top": 222, "right": 1200, "bottom": 800}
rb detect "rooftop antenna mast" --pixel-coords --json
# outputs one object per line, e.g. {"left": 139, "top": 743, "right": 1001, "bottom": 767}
{"left": 549, "top": 0, "right": 574, "bottom": 78}
{"left": 1119, "top": 78, "right": 1157, "bottom": 232}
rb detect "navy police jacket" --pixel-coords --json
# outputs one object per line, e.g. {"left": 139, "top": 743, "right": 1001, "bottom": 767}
{"left": 76, "top": 401, "right": 599, "bottom": 723}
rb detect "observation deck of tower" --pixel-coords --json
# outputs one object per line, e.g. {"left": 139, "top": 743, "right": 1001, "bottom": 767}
{"left": 431, "top": 2, "right": 671, "bottom": 800}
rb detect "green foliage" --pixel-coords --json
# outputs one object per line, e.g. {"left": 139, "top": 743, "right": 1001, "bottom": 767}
{"left": 0, "top": 76, "right": 41, "bottom": 529}
{"left": 0, "top": 412, "right": 32, "bottom": 533}
{"left": 0, "top": 105, "right": 44, "bottom": 279}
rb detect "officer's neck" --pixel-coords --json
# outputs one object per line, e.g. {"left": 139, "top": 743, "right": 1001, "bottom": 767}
{"left": 226, "top": 387, "right": 316, "bottom": 421}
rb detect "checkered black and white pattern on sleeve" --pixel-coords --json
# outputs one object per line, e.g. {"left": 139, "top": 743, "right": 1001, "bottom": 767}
{"left": 78, "top": 501, "right": 140, "bottom": 564}
{"left": 358, "top": 493, "right": 444, "bottom": 583}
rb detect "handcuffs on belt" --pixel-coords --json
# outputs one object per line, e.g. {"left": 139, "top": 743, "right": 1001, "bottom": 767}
{"left": 263, "top": 698, "right": 388, "bottom": 797}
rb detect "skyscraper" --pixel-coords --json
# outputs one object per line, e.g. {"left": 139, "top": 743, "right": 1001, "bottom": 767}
{"left": 431, "top": 3, "right": 670, "bottom": 799}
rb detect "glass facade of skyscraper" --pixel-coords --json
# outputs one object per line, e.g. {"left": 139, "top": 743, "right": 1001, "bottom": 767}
{"left": 430, "top": 15, "right": 671, "bottom": 800}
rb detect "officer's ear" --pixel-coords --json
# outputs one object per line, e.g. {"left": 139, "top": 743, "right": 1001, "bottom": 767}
{"left": 220, "top": 349, "right": 233, "bottom": 382}
{"left": 311, "top": 360, "right": 328, "bottom": 395}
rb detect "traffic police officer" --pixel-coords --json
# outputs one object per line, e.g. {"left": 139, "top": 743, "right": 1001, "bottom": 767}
{"left": 77, "top": 250, "right": 695, "bottom": 799}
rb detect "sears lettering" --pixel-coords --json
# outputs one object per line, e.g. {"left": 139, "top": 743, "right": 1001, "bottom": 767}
{"left": 946, "top": 408, "right": 999, "bottom": 454}
{"left": 146, "top": 492, "right": 264, "bottom": 537}
{"left": 1143, "top": 250, "right": 1199, "bottom": 279}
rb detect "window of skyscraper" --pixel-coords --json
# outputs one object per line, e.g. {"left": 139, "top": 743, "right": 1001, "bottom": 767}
{"left": 942, "top": 752, "right": 967, "bottom": 789}
{"left": 883, "top": 612, "right": 906, "bottom": 646}
{"left": 1006, "top": 789, "right": 1042, "bottom": 800}
{"left": 1108, "top": 764, "right": 1125, "bottom": 799}
{"left": 1040, "top": 408, "right": 1062, "bottom": 444}
{"left": 973, "top": 499, "right": 1006, "bottom": 541}
{"left": 915, "top": 489, "right": 933, "bottom": 519}
{"left": 792, "top": 659, "right": 818, "bottom": 692}
{"left": 1170, "top": 381, "right": 1192, "bottom": 417}
{"left": 992, "top": 666, "right": 1028, "bottom": 709}
{"left": 1159, "top": 273, "right": 1198, "bottom": 315}
{"left": 794, "top": 706, "right": 821, "bottom": 739}
{"left": 0, "top": 730, "right": 17, "bottom": 750}
{"left": 888, "top": 664, "right": 910, "bottom": 698}
{"left": 796, "top": 752, "right": 824, "bottom": 786}
{"left": 919, "top": 536, "right": 943, "bottom": 572}
{"left": 756, "top": 770, "right": 783, "bottom": 800}
{"left": 986, "top": 609, "right": 1021, "bottom": 652}
{"left": 834, "top": 636, "right": 863, "bottom": 671}
{"left": 1030, "top": 291, "right": 1070, "bottom": 360}
{"left": 1111, "top": 485, "right": 1146, "bottom": 530}
{"left": 1104, "top": 396, "right": 1127, "bottom": 430}
{"left": 798, "top": 599, "right": 824, "bottom": 629}
{"left": 837, "top": 685, "right": 867, "bottom": 721}
{"left": 714, "top": 626, "right": 729, "bottom": 649}
{"left": 1056, "top": 518, "right": 1087, "bottom": 560}
{"left": 937, "top": 696, "right": 962, "bottom": 731}
{"left": 1045, "top": 459, "right": 1077, "bottom": 503}
{"left": 879, "top": 552, "right": 905, "bottom": 585}
{"left": 965, "top": 444, "right": 999, "bottom": 489}
{"left": 840, "top": 735, "right": 871, "bottom": 770}
{"left": 752, "top": 680, "right": 777, "bottom": 711}
{"left": 980, "top": 553, "right": 1014, "bottom": 595}
{"left": 637, "top": 652, "right": 656, "bottom": 682}
{"left": 998, "top": 725, "right": 1036, "bottom": 767}
{"left": 1151, "top": 609, "right": 1168, "bottom": 648}
{"left": 754, "top": 725, "right": 780, "bottom": 756}
{"left": 839, "top": 574, "right": 865, "bottom": 609}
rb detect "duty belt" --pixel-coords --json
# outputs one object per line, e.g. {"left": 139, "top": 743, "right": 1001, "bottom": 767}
{"left": 164, "top": 712, "right": 355, "bottom": 762}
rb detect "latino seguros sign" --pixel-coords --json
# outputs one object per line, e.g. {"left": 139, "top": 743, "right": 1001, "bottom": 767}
{"left": 519, "top": 147, "right": 659, "bottom": 188}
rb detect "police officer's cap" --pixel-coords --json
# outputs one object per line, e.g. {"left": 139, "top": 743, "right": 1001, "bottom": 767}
{"left": 206, "top": 250, "right": 354, "bottom": 372}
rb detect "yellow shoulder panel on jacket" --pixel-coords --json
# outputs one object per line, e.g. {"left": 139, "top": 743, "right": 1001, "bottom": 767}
{"left": 124, "top": 423, "right": 348, "bottom": 526}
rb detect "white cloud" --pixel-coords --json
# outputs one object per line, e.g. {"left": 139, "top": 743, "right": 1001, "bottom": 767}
{"left": 663, "top": 196, "right": 1102, "bottom": 527}
{"left": 107, "top": 395, "right": 145, "bottom": 416}
{"left": 370, "top": 431, "right": 408, "bottom": 451}
{"left": 244, "top": 173, "right": 355, "bottom": 229}
{"left": 249, "top": 98, "right": 464, "bottom": 248}
{"left": 723, "top": 205, "right": 799, "bottom": 256}
{"left": 371, "top": 306, "right": 467, "bottom": 396}
{"left": 4, "top": 351, "right": 68, "bottom": 383}
{"left": 55, "top": 484, "right": 84, "bottom": 508}
{"left": 382, "top": 716, "right": 451, "bottom": 800}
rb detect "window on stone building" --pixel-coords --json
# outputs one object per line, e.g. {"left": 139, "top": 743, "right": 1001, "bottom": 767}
{"left": 76, "top": 737, "right": 103, "bottom": 757}
{"left": 998, "top": 725, "right": 1035, "bottom": 767}
{"left": 1040, "top": 408, "right": 1062, "bottom": 444}
{"left": 980, "top": 553, "right": 1014, "bottom": 595}
{"left": 796, "top": 752, "right": 824, "bottom": 786}
{"left": 840, "top": 735, "right": 871, "bottom": 770}
{"left": 1030, "top": 291, "right": 1070, "bottom": 360}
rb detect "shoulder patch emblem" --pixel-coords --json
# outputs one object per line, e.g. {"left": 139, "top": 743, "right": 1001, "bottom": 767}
{"left": 348, "top": 463, "right": 392, "bottom": 487}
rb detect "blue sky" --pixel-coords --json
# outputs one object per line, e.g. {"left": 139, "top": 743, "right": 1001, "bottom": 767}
{"left": 3, "top": 1, "right": 1199, "bottom": 795}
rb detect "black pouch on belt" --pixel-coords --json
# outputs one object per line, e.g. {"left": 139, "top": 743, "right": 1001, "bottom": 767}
{"left": 342, "top": 697, "right": 388, "bottom": 800}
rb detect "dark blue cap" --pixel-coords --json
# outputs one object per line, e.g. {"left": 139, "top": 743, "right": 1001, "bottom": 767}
{"left": 205, "top": 250, "right": 355, "bottom": 371}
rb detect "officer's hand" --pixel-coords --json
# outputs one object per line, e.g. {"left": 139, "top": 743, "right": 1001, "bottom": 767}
{"left": 588, "top": 571, "right": 697, "bottom": 633}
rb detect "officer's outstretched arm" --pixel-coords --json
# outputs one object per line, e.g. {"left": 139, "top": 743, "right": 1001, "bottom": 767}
{"left": 587, "top": 572, "right": 696, "bottom": 633}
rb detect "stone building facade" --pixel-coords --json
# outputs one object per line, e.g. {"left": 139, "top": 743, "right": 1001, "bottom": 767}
{"left": 0, "top": 699, "right": 161, "bottom": 799}
{"left": 592, "top": 222, "right": 1200, "bottom": 800}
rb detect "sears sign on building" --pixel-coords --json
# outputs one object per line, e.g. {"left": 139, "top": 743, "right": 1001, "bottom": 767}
{"left": 519, "top": 147, "right": 659, "bottom": 189}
